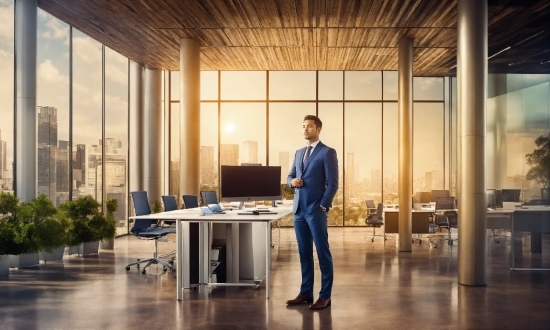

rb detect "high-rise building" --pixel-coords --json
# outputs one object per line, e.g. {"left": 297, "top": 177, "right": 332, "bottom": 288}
{"left": 72, "top": 144, "right": 86, "bottom": 190}
{"left": 37, "top": 106, "right": 58, "bottom": 146}
{"left": 221, "top": 144, "right": 239, "bottom": 166}
{"left": 241, "top": 140, "right": 258, "bottom": 164}
{"left": 105, "top": 153, "right": 127, "bottom": 222}
{"left": 200, "top": 146, "right": 215, "bottom": 185}
{"left": 279, "top": 151, "right": 289, "bottom": 183}
{"left": 87, "top": 143, "right": 102, "bottom": 202}
{"left": 56, "top": 141, "right": 70, "bottom": 205}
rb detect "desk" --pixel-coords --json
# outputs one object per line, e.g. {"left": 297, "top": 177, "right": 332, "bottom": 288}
{"left": 509, "top": 207, "right": 550, "bottom": 271}
{"left": 383, "top": 209, "right": 432, "bottom": 234}
{"left": 130, "top": 205, "right": 293, "bottom": 300}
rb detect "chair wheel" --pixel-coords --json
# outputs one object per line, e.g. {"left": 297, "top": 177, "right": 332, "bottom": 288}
{"left": 169, "top": 260, "right": 174, "bottom": 264}
{"left": 163, "top": 267, "right": 167, "bottom": 272}
{"left": 141, "top": 269, "right": 146, "bottom": 274}
{"left": 125, "top": 266, "right": 130, "bottom": 271}
{"left": 255, "top": 284, "right": 261, "bottom": 290}
{"left": 171, "top": 268, "right": 176, "bottom": 272}
{"left": 371, "top": 238, "right": 374, "bottom": 242}
{"left": 419, "top": 240, "right": 422, "bottom": 244}
{"left": 271, "top": 243, "right": 275, "bottom": 248}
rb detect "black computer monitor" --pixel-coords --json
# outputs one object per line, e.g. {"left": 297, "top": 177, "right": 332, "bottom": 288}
{"left": 220, "top": 165, "right": 282, "bottom": 202}
{"left": 493, "top": 189, "right": 503, "bottom": 208}
{"left": 502, "top": 189, "right": 521, "bottom": 203}
{"left": 431, "top": 190, "right": 450, "bottom": 202}
{"left": 487, "top": 189, "right": 495, "bottom": 209}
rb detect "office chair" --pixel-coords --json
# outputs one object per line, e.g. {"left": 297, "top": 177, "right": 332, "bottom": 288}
{"left": 429, "top": 197, "right": 458, "bottom": 248}
{"left": 160, "top": 195, "right": 178, "bottom": 226}
{"left": 126, "top": 191, "right": 176, "bottom": 274}
{"left": 200, "top": 190, "right": 218, "bottom": 206}
{"left": 182, "top": 195, "right": 199, "bottom": 209}
{"left": 366, "top": 202, "right": 385, "bottom": 242}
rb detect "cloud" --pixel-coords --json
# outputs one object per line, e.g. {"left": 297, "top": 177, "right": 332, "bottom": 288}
{"left": 41, "top": 12, "right": 69, "bottom": 43}
{"left": 38, "top": 59, "right": 69, "bottom": 84}
{"left": 73, "top": 36, "right": 102, "bottom": 63}
{"left": 105, "top": 62, "right": 127, "bottom": 85}
{"left": 0, "top": 2, "right": 14, "bottom": 48}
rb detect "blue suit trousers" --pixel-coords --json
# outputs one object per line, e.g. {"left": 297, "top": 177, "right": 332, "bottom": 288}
{"left": 294, "top": 207, "right": 333, "bottom": 299}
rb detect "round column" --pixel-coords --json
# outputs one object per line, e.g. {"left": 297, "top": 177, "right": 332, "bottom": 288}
{"left": 398, "top": 37, "right": 413, "bottom": 252}
{"left": 14, "top": 0, "right": 37, "bottom": 202}
{"left": 457, "top": 0, "right": 488, "bottom": 286}
{"left": 179, "top": 39, "right": 200, "bottom": 197}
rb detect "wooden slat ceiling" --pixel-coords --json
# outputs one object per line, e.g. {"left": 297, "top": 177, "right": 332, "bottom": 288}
{"left": 37, "top": 0, "right": 550, "bottom": 76}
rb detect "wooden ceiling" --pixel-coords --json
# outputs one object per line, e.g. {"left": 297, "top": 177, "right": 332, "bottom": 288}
{"left": 38, "top": 0, "right": 550, "bottom": 76}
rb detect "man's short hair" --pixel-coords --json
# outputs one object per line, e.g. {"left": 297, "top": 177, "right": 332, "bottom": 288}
{"left": 303, "top": 115, "right": 322, "bottom": 128}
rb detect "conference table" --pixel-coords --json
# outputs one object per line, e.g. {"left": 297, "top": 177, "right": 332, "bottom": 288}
{"left": 130, "top": 204, "right": 293, "bottom": 300}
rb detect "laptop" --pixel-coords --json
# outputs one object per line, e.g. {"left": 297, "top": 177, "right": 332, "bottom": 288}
{"left": 207, "top": 203, "right": 226, "bottom": 214}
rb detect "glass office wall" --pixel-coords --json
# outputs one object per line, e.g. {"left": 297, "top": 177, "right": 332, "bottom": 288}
{"left": 0, "top": 0, "right": 13, "bottom": 193}
{"left": 485, "top": 74, "right": 550, "bottom": 201}
{"left": 382, "top": 103, "right": 398, "bottom": 203}
{"left": 104, "top": 46, "right": 128, "bottom": 234}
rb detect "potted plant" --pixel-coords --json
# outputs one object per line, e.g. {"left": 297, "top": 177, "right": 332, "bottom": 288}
{"left": 0, "top": 192, "right": 19, "bottom": 276}
{"left": 0, "top": 192, "right": 43, "bottom": 268}
{"left": 31, "top": 195, "right": 69, "bottom": 262}
{"left": 525, "top": 132, "right": 550, "bottom": 200}
{"left": 62, "top": 195, "right": 118, "bottom": 255}
{"left": 99, "top": 198, "right": 118, "bottom": 250}
{"left": 62, "top": 195, "right": 103, "bottom": 255}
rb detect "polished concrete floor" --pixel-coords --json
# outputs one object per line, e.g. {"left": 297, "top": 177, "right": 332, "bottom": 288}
{"left": 1, "top": 228, "right": 550, "bottom": 330}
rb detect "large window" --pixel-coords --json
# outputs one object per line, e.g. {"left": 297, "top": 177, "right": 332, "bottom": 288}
{"left": 104, "top": 46, "right": 128, "bottom": 235}
{"left": 36, "top": 10, "right": 69, "bottom": 206}
{"left": 169, "top": 70, "right": 450, "bottom": 226}
{"left": 0, "top": 0, "right": 14, "bottom": 192}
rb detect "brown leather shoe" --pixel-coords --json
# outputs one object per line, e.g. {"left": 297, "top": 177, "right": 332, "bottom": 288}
{"left": 310, "top": 298, "right": 331, "bottom": 310}
{"left": 286, "top": 294, "right": 314, "bottom": 305}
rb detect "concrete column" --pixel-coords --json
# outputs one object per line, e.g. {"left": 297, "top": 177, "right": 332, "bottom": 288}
{"left": 457, "top": 0, "right": 488, "bottom": 286}
{"left": 14, "top": 0, "right": 37, "bottom": 202}
{"left": 128, "top": 60, "right": 143, "bottom": 199}
{"left": 179, "top": 39, "right": 200, "bottom": 197}
{"left": 142, "top": 68, "right": 163, "bottom": 205}
{"left": 398, "top": 37, "right": 413, "bottom": 252}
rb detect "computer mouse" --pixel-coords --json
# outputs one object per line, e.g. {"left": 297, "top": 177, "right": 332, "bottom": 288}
{"left": 252, "top": 210, "right": 260, "bottom": 215}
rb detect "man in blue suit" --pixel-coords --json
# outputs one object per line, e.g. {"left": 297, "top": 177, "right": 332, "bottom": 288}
{"left": 286, "top": 115, "right": 339, "bottom": 310}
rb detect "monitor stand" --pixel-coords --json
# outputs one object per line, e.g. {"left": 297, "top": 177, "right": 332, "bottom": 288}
{"left": 272, "top": 200, "right": 278, "bottom": 207}
{"left": 239, "top": 201, "right": 245, "bottom": 210}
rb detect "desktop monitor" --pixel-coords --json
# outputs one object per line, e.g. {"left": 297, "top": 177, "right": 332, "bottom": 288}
{"left": 486, "top": 189, "right": 495, "bottom": 209}
{"left": 493, "top": 189, "right": 503, "bottom": 208}
{"left": 220, "top": 165, "right": 282, "bottom": 202}
{"left": 431, "top": 190, "right": 450, "bottom": 202}
{"left": 502, "top": 189, "right": 521, "bottom": 203}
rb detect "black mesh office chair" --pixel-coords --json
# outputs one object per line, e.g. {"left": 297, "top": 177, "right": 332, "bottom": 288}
{"left": 429, "top": 197, "right": 458, "bottom": 248}
{"left": 182, "top": 195, "right": 199, "bottom": 209}
{"left": 366, "top": 202, "right": 385, "bottom": 242}
{"left": 126, "top": 191, "right": 175, "bottom": 274}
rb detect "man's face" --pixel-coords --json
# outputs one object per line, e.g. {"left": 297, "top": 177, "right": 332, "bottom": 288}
{"left": 303, "top": 119, "right": 320, "bottom": 141}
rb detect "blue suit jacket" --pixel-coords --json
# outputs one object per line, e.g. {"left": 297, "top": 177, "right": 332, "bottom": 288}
{"left": 287, "top": 142, "right": 339, "bottom": 215}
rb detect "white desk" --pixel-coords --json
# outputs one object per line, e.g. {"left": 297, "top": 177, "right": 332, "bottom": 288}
{"left": 131, "top": 205, "right": 293, "bottom": 300}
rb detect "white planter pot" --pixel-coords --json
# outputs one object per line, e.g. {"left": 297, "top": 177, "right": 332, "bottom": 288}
{"left": 0, "top": 255, "right": 9, "bottom": 277}
{"left": 100, "top": 239, "right": 114, "bottom": 250}
{"left": 9, "top": 253, "right": 40, "bottom": 268}
{"left": 39, "top": 246, "right": 65, "bottom": 262}
{"left": 68, "top": 241, "right": 100, "bottom": 255}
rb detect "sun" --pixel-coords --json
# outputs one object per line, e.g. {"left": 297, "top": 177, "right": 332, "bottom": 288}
{"left": 226, "top": 123, "right": 235, "bottom": 133}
